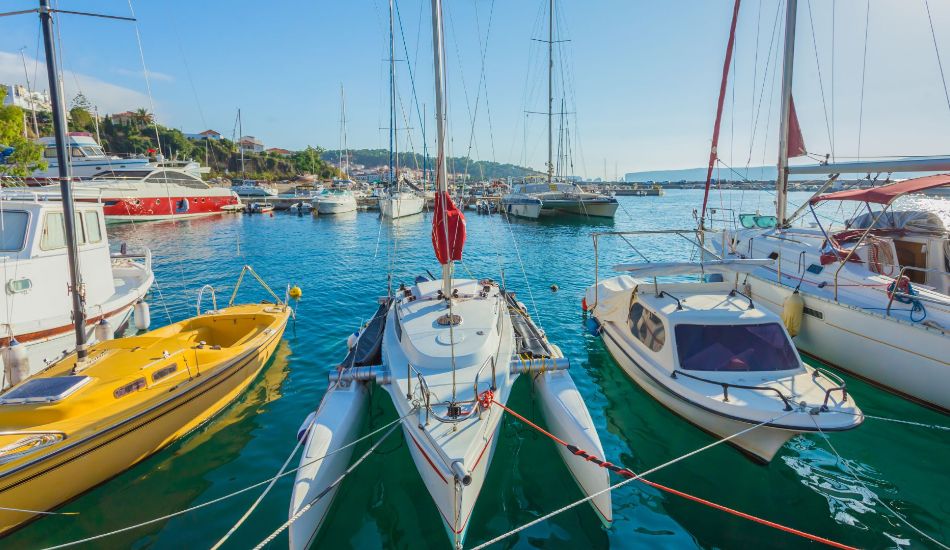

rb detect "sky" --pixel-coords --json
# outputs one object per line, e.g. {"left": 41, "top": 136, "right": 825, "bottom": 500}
{"left": 1, "top": 0, "right": 949, "bottom": 177}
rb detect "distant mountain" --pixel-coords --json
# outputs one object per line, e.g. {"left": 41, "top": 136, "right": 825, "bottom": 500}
{"left": 323, "top": 149, "right": 540, "bottom": 180}
{"left": 625, "top": 164, "right": 934, "bottom": 183}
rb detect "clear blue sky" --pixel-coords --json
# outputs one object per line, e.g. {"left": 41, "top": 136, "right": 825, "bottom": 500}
{"left": 2, "top": 0, "right": 949, "bottom": 176}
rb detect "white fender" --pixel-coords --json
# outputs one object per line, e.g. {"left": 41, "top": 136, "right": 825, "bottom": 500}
{"left": 532, "top": 368, "right": 613, "bottom": 526}
{"left": 133, "top": 300, "right": 151, "bottom": 331}
{"left": 289, "top": 381, "right": 368, "bottom": 550}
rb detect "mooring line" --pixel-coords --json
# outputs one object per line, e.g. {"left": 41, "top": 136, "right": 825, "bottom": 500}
{"left": 40, "top": 410, "right": 414, "bottom": 550}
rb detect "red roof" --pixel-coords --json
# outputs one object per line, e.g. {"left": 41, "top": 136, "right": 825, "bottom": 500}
{"left": 810, "top": 174, "right": 950, "bottom": 205}
{"left": 199, "top": 129, "right": 220, "bottom": 136}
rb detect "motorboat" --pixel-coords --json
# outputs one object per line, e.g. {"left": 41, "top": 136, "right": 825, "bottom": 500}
{"left": 504, "top": 182, "right": 619, "bottom": 219}
{"left": 709, "top": 175, "right": 950, "bottom": 412}
{"left": 584, "top": 250, "right": 863, "bottom": 463}
{"left": 0, "top": 191, "right": 153, "bottom": 388}
{"left": 231, "top": 179, "right": 279, "bottom": 198}
{"left": 313, "top": 189, "right": 357, "bottom": 215}
{"left": 53, "top": 165, "right": 241, "bottom": 223}
{"left": 25, "top": 133, "right": 151, "bottom": 184}
{"left": 289, "top": 2, "right": 611, "bottom": 547}
{"left": 288, "top": 201, "right": 314, "bottom": 214}
{"left": 247, "top": 202, "right": 275, "bottom": 214}
{"left": 0, "top": 299, "right": 291, "bottom": 534}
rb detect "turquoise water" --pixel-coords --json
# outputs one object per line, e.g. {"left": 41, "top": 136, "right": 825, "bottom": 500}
{"left": 8, "top": 190, "right": 948, "bottom": 549}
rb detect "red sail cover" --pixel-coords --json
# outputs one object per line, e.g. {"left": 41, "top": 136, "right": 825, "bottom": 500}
{"left": 788, "top": 96, "right": 806, "bottom": 158}
{"left": 432, "top": 191, "right": 466, "bottom": 264}
{"left": 810, "top": 174, "right": 950, "bottom": 205}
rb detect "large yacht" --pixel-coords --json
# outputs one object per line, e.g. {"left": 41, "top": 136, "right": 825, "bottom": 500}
{"left": 503, "top": 181, "right": 618, "bottom": 219}
{"left": 21, "top": 133, "right": 152, "bottom": 184}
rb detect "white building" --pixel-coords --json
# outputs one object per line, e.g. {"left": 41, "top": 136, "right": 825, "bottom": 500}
{"left": 238, "top": 135, "right": 264, "bottom": 153}
{"left": 3, "top": 84, "right": 51, "bottom": 113}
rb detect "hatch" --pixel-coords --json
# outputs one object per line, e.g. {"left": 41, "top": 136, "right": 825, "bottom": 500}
{"left": 0, "top": 376, "right": 91, "bottom": 405}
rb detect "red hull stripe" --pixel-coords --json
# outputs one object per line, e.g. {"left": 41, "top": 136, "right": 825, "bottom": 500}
{"left": 77, "top": 195, "right": 238, "bottom": 218}
{"left": 408, "top": 433, "right": 448, "bottom": 484}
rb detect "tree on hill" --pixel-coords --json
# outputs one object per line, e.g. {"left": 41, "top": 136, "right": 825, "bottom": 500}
{"left": 0, "top": 87, "right": 46, "bottom": 178}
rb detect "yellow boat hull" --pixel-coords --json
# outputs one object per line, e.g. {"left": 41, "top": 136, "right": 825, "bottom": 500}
{"left": 0, "top": 303, "right": 290, "bottom": 536}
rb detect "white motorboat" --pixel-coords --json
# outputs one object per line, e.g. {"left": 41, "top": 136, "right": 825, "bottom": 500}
{"left": 313, "top": 189, "right": 357, "bottom": 215}
{"left": 25, "top": 133, "right": 152, "bottom": 184}
{"left": 695, "top": 0, "right": 949, "bottom": 412}
{"left": 231, "top": 179, "right": 278, "bottom": 198}
{"left": 0, "top": 192, "right": 154, "bottom": 389}
{"left": 289, "top": 2, "right": 611, "bottom": 546}
{"left": 584, "top": 251, "right": 862, "bottom": 463}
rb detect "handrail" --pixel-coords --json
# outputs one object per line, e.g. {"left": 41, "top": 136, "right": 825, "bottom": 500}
{"left": 196, "top": 285, "right": 218, "bottom": 315}
{"left": 671, "top": 369, "right": 794, "bottom": 411}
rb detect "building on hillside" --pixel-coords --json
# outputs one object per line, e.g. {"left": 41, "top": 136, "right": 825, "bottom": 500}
{"left": 185, "top": 129, "right": 222, "bottom": 141}
{"left": 2, "top": 84, "right": 51, "bottom": 113}
{"left": 266, "top": 147, "right": 293, "bottom": 157}
{"left": 109, "top": 111, "right": 137, "bottom": 126}
{"left": 238, "top": 135, "right": 264, "bottom": 153}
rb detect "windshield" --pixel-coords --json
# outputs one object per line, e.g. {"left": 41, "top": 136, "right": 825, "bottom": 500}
{"left": 674, "top": 323, "right": 799, "bottom": 372}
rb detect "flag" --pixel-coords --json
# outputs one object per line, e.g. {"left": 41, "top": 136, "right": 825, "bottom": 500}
{"left": 432, "top": 191, "right": 466, "bottom": 265}
{"left": 787, "top": 95, "right": 806, "bottom": 158}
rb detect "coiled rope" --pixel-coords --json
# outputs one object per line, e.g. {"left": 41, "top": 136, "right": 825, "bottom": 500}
{"left": 40, "top": 410, "right": 415, "bottom": 550}
{"left": 476, "top": 394, "right": 855, "bottom": 550}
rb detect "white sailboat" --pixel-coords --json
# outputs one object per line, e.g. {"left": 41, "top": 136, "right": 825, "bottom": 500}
{"left": 501, "top": 0, "right": 618, "bottom": 220}
{"left": 584, "top": 241, "right": 862, "bottom": 463}
{"left": 289, "top": 2, "right": 611, "bottom": 547}
{"left": 378, "top": 0, "right": 424, "bottom": 220}
{"left": 700, "top": 0, "right": 950, "bottom": 412}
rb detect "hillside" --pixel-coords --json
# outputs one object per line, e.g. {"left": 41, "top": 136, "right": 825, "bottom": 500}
{"left": 324, "top": 149, "right": 540, "bottom": 180}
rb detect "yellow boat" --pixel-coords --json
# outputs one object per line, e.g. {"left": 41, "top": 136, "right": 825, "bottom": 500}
{"left": 0, "top": 301, "right": 291, "bottom": 536}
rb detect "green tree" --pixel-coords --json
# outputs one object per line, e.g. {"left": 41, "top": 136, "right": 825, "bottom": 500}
{"left": 68, "top": 107, "right": 95, "bottom": 133}
{"left": 0, "top": 88, "right": 46, "bottom": 178}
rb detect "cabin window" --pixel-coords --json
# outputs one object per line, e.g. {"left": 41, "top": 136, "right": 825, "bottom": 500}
{"left": 674, "top": 323, "right": 799, "bottom": 372}
{"left": 43, "top": 147, "right": 57, "bottom": 159}
{"left": 114, "top": 377, "right": 147, "bottom": 398}
{"left": 84, "top": 211, "right": 102, "bottom": 243}
{"left": 628, "top": 302, "right": 666, "bottom": 352}
{"left": 0, "top": 211, "right": 29, "bottom": 251}
{"left": 39, "top": 212, "right": 67, "bottom": 250}
{"left": 70, "top": 146, "right": 83, "bottom": 158}
{"left": 152, "top": 364, "right": 177, "bottom": 382}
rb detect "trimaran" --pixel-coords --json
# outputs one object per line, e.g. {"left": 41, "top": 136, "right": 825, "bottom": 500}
{"left": 290, "top": 1, "right": 612, "bottom": 547}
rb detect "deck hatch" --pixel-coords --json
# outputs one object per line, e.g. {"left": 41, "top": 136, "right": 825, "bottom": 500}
{"left": 0, "top": 376, "right": 91, "bottom": 405}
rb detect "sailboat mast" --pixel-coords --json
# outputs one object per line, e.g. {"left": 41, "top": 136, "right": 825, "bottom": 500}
{"left": 238, "top": 108, "right": 245, "bottom": 180}
{"left": 39, "top": 0, "right": 87, "bottom": 360}
{"left": 776, "top": 0, "right": 798, "bottom": 227}
{"left": 431, "top": 0, "right": 451, "bottom": 295}
{"left": 342, "top": 85, "right": 349, "bottom": 177}
{"left": 389, "top": 0, "right": 398, "bottom": 190}
{"left": 547, "top": 0, "right": 554, "bottom": 187}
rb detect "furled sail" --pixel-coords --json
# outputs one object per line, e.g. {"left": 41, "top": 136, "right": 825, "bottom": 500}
{"left": 788, "top": 95, "right": 806, "bottom": 157}
{"left": 432, "top": 191, "right": 466, "bottom": 264}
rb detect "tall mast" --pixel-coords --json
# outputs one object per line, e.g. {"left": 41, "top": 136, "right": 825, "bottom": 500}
{"left": 776, "top": 0, "right": 798, "bottom": 227}
{"left": 389, "top": 0, "right": 398, "bottom": 191}
{"left": 39, "top": 0, "right": 87, "bottom": 360}
{"left": 422, "top": 102, "right": 428, "bottom": 192}
{"left": 431, "top": 0, "right": 451, "bottom": 296}
{"left": 238, "top": 108, "right": 245, "bottom": 180}
{"left": 547, "top": 0, "right": 554, "bottom": 187}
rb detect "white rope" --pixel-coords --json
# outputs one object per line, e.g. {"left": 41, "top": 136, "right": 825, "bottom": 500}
{"left": 40, "top": 410, "right": 414, "bottom": 550}
{"left": 828, "top": 410, "right": 950, "bottom": 432}
{"left": 209, "top": 418, "right": 309, "bottom": 550}
{"left": 809, "top": 416, "right": 949, "bottom": 550}
{"left": 468, "top": 410, "right": 796, "bottom": 550}
{"left": 252, "top": 419, "right": 404, "bottom": 549}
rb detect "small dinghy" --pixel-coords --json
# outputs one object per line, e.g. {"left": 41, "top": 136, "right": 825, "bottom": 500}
{"left": 0, "top": 272, "right": 292, "bottom": 534}
{"left": 585, "top": 257, "right": 863, "bottom": 463}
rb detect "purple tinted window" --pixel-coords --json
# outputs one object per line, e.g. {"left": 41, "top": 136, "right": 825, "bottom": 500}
{"left": 674, "top": 323, "right": 799, "bottom": 372}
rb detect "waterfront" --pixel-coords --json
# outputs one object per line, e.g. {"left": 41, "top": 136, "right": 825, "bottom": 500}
{"left": 3, "top": 190, "right": 946, "bottom": 549}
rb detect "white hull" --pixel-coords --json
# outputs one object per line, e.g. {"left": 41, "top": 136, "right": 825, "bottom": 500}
{"left": 315, "top": 199, "right": 357, "bottom": 215}
{"left": 289, "top": 381, "right": 368, "bottom": 550}
{"left": 599, "top": 323, "right": 799, "bottom": 462}
{"left": 743, "top": 274, "right": 949, "bottom": 411}
{"left": 502, "top": 201, "right": 542, "bottom": 219}
{"left": 533, "top": 368, "right": 612, "bottom": 523}
{"left": 379, "top": 195, "right": 424, "bottom": 219}
{"left": 540, "top": 200, "right": 619, "bottom": 218}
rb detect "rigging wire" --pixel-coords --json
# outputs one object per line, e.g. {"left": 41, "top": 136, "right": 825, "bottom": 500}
{"left": 805, "top": 0, "right": 835, "bottom": 160}
{"left": 922, "top": 0, "right": 950, "bottom": 117}
{"left": 856, "top": 1, "right": 871, "bottom": 161}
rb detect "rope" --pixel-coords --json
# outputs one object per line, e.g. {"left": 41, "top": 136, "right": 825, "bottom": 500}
{"left": 251, "top": 420, "right": 403, "bottom": 549}
{"left": 477, "top": 397, "right": 853, "bottom": 549}
{"left": 209, "top": 416, "right": 310, "bottom": 549}
{"left": 470, "top": 409, "right": 822, "bottom": 550}
{"left": 810, "top": 416, "right": 950, "bottom": 549}
{"left": 829, "top": 411, "right": 950, "bottom": 432}
{"left": 40, "top": 411, "right": 414, "bottom": 550}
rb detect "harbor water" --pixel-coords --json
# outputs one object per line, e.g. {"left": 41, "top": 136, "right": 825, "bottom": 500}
{"left": 8, "top": 190, "right": 948, "bottom": 549}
